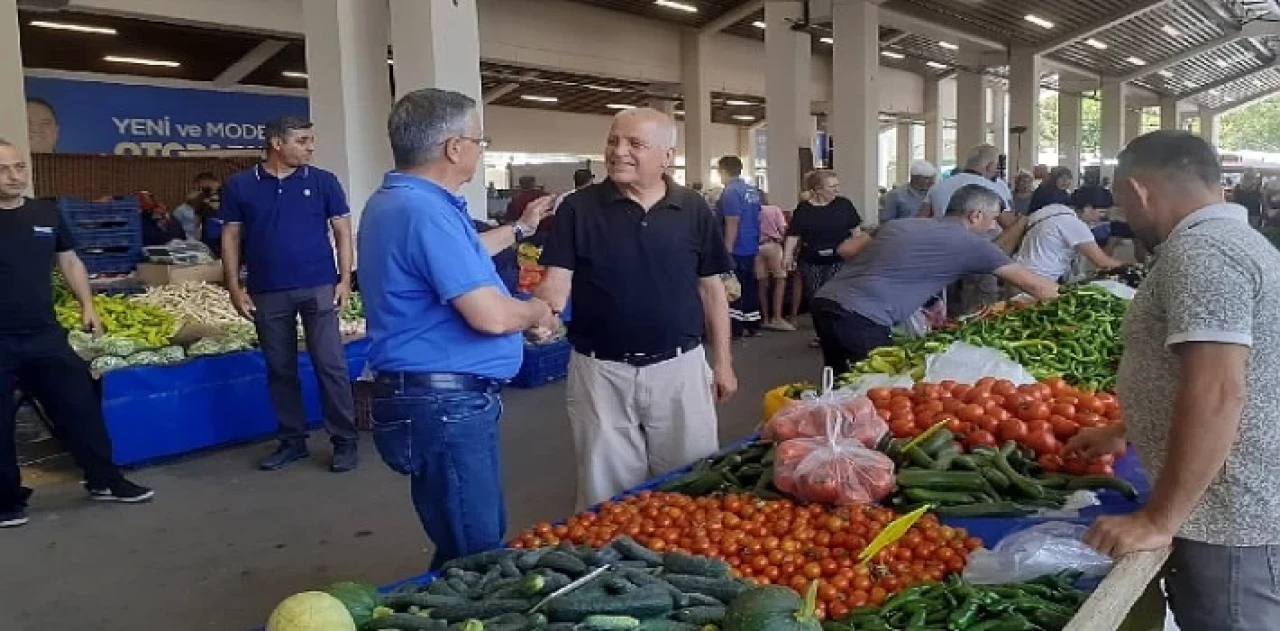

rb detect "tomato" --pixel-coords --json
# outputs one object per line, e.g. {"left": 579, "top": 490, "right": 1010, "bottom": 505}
{"left": 963, "top": 387, "right": 992, "bottom": 405}
{"left": 1051, "top": 416, "right": 1081, "bottom": 440}
{"left": 943, "top": 416, "right": 964, "bottom": 433}
{"left": 992, "top": 380, "right": 1018, "bottom": 397}
{"left": 1019, "top": 401, "right": 1051, "bottom": 422}
{"left": 1003, "top": 392, "right": 1032, "bottom": 411}
{"left": 941, "top": 398, "right": 964, "bottom": 414}
{"left": 1037, "top": 453, "right": 1064, "bottom": 472}
{"left": 998, "top": 418, "right": 1028, "bottom": 443}
{"left": 867, "top": 387, "right": 892, "bottom": 404}
{"left": 1050, "top": 403, "right": 1077, "bottom": 418}
{"left": 1062, "top": 456, "right": 1088, "bottom": 476}
{"left": 889, "top": 419, "right": 915, "bottom": 437}
{"left": 975, "top": 415, "right": 1001, "bottom": 434}
{"left": 1086, "top": 461, "right": 1115, "bottom": 476}
{"left": 914, "top": 414, "right": 939, "bottom": 431}
{"left": 889, "top": 408, "right": 914, "bottom": 426}
{"left": 957, "top": 404, "right": 985, "bottom": 423}
{"left": 967, "top": 429, "right": 998, "bottom": 448}
{"left": 1026, "top": 419, "right": 1052, "bottom": 435}
{"left": 1024, "top": 430, "right": 1060, "bottom": 456}
{"left": 1075, "top": 411, "right": 1103, "bottom": 428}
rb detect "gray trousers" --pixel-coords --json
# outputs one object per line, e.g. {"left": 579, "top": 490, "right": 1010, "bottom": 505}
{"left": 1165, "top": 538, "right": 1280, "bottom": 631}
{"left": 252, "top": 285, "right": 357, "bottom": 445}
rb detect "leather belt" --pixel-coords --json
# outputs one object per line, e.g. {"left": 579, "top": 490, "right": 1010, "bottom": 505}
{"left": 371, "top": 371, "right": 503, "bottom": 395}
{"left": 576, "top": 339, "right": 702, "bottom": 368}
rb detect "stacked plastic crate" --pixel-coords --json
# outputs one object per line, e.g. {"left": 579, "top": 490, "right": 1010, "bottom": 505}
{"left": 57, "top": 197, "right": 144, "bottom": 276}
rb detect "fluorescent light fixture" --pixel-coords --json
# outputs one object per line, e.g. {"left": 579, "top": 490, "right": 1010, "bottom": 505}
{"left": 104, "top": 55, "right": 180, "bottom": 68}
{"left": 1085, "top": 38, "right": 1108, "bottom": 50}
{"left": 654, "top": 0, "right": 697, "bottom": 13}
{"left": 1024, "top": 14, "right": 1055, "bottom": 29}
{"left": 1255, "top": 78, "right": 1266, "bottom": 87}
{"left": 1126, "top": 56, "right": 1147, "bottom": 66}
{"left": 521, "top": 95, "right": 558, "bottom": 103}
{"left": 1161, "top": 25, "right": 1181, "bottom": 37}
{"left": 926, "top": 61, "right": 949, "bottom": 70}
{"left": 938, "top": 41, "right": 958, "bottom": 50}
{"left": 819, "top": 36, "right": 833, "bottom": 44}
{"left": 752, "top": 20, "right": 766, "bottom": 29}
{"left": 1224, "top": 96, "right": 1235, "bottom": 102}
{"left": 584, "top": 84, "right": 623, "bottom": 93}
{"left": 1208, "top": 88, "right": 1221, "bottom": 95}
{"left": 732, "top": 115, "right": 755, "bottom": 121}
{"left": 1216, "top": 59, "right": 1230, "bottom": 68}
{"left": 30, "top": 20, "right": 116, "bottom": 35}
{"left": 1158, "top": 70, "right": 1174, "bottom": 78}
{"left": 1184, "top": 80, "right": 1197, "bottom": 88}
{"left": 282, "top": 71, "right": 308, "bottom": 79}
{"left": 881, "top": 50, "right": 905, "bottom": 59}
{"left": 387, "top": 59, "right": 394, "bottom": 65}
{"left": 725, "top": 99, "right": 754, "bottom": 106}
{"left": 673, "top": 109, "right": 685, "bottom": 115}
{"left": 606, "top": 104, "right": 635, "bottom": 110}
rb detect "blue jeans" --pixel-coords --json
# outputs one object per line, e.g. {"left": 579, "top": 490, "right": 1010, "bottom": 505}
{"left": 370, "top": 385, "right": 506, "bottom": 570}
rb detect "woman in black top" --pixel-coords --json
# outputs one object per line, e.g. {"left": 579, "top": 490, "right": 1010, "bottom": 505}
{"left": 1027, "top": 166, "right": 1073, "bottom": 213}
{"left": 783, "top": 169, "right": 862, "bottom": 302}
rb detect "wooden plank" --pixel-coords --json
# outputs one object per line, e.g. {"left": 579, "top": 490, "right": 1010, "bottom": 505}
{"left": 1064, "top": 547, "right": 1171, "bottom": 631}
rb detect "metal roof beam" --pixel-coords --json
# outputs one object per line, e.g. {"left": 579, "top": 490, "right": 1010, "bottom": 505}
{"left": 483, "top": 71, "right": 539, "bottom": 104}
{"left": 699, "top": 0, "right": 764, "bottom": 36}
{"left": 212, "top": 39, "right": 288, "bottom": 88}
{"left": 1116, "top": 20, "right": 1280, "bottom": 83}
{"left": 1180, "top": 58, "right": 1280, "bottom": 100}
{"left": 1211, "top": 85, "right": 1280, "bottom": 116}
{"left": 877, "top": 7, "right": 1004, "bottom": 51}
{"left": 1035, "top": 0, "right": 1169, "bottom": 56}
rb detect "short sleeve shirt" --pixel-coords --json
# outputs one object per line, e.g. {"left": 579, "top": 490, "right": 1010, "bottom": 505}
{"left": 925, "top": 172, "right": 1012, "bottom": 215}
{"left": 1118, "top": 202, "right": 1280, "bottom": 546}
{"left": 1013, "top": 205, "right": 1097, "bottom": 281}
{"left": 220, "top": 164, "right": 347, "bottom": 294}
{"left": 0, "top": 199, "right": 75, "bottom": 334}
{"left": 540, "top": 177, "right": 733, "bottom": 357}
{"left": 357, "top": 172, "right": 523, "bottom": 379}
{"left": 815, "top": 218, "right": 1011, "bottom": 326}
{"left": 787, "top": 198, "right": 862, "bottom": 264}
{"left": 717, "top": 178, "right": 763, "bottom": 257}
{"left": 880, "top": 186, "right": 927, "bottom": 222}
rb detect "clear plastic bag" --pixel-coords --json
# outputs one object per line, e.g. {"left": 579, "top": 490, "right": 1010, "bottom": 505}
{"left": 772, "top": 436, "right": 896, "bottom": 505}
{"left": 962, "top": 522, "right": 1114, "bottom": 585}
{"left": 923, "top": 341, "right": 1038, "bottom": 385}
{"left": 763, "top": 368, "right": 888, "bottom": 448}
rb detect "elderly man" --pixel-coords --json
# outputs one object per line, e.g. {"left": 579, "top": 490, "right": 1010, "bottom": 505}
{"left": 221, "top": 116, "right": 359, "bottom": 473}
{"left": 359, "top": 89, "right": 554, "bottom": 568}
{"left": 535, "top": 108, "right": 737, "bottom": 510}
{"left": 919, "top": 145, "right": 1015, "bottom": 228}
{"left": 1068, "top": 131, "right": 1280, "bottom": 630}
{"left": 880, "top": 159, "right": 937, "bottom": 222}
{"left": 812, "top": 185, "right": 1059, "bottom": 373}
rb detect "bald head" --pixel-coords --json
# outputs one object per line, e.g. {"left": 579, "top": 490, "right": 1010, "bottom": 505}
{"left": 964, "top": 144, "right": 1000, "bottom": 177}
{"left": 0, "top": 139, "right": 30, "bottom": 202}
{"left": 606, "top": 107, "right": 678, "bottom": 187}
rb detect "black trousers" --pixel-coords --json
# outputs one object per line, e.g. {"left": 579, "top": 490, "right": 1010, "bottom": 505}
{"left": 0, "top": 328, "right": 120, "bottom": 511}
{"left": 729, "top": 255, "right": 762, "bottom": 337}
{"left": 810, "top": 299, "right": 893, "bottom": 374}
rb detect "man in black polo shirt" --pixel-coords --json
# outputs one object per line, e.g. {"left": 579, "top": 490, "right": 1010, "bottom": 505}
{"left": 0, "top": 140, "right": 153, "bottom": 529}
{"left": 536, "top": 108, "right": 737, "bottom": 509}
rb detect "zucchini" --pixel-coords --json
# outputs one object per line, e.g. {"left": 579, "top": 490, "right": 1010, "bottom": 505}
{"left": 952, "top": 455, "right": 981, "bottom": 471}
{"left": 545, "top": 585, "right": 675, "bottom": 623}
{"left": 636, "top": 620, "right": 699, "bottom": 631}
{"left": 992, "top": 449, "right": 1046, "bottom": 499}
{"left": 612, "top": 536, "right": 664, "bottom": 566}
{"left": 1034, "top": 473, "right": 1072, "bottom": 489}
{"left": 430, "top": 599, "right": 534, "bottom": 621}
{"left": 663, "top": 553, "right": 731, "bottom": 578}
{"left": 905, "top": 447, "right": 936, "bottom": 469}
{"left": 661, "top": 574, "right": 749, "bottom": 603}
{"left": 537, "top": 550, "right": 588, "bottom": 576}
{"left": 931, "top": 445, "right": 962, "bottom": 470}
{"left": 1064, "top": 475, "right": 1138, "bottom": 500}
{"left": 979, "top": 466, "right": 1011, "bottom": 490}
{"left": 581, "top": 615, "right": 641, "bottom": 631}
{"left": 383, "top": 593, "right": 466, "bottom": 610}
{"left": 365, "top": 613, "right": 449, "bottom": 630}
{"left": 902, "top": 487, "right": 976, "bottom": 505}
{"left": 920, "top": 429, "right": 954, "bottom": 457}
{"left": 932, "top": 502, "right": 1035, "bottom": 518}
{"left": 895, "top": 469, "right": 988, "bottom": 492}
{"left": 672, "top": 605, "right": 726, "bottom": 625}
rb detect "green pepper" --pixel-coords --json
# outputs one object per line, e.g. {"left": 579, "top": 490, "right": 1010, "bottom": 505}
{"left": 946, "top": 596, "right": 982, "bottom": 629}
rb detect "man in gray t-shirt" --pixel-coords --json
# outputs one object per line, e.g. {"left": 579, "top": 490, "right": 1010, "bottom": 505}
{"left": 811, "top": 184, "right": 1058, "bottom": 373}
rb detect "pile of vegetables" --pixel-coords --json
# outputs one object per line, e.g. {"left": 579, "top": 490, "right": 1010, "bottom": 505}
{"left": 658, "top": 441, "right": 781, "bottom": 498}
{"left": 55, "top": 293, "right": 179, "bottom": 348}
{"left": 132, "top": 281, "right": 242, "bottom": 329}
{"left": 844, "top": 285, "right": 1130, "bottom": 391}
{"left": 828, "top": 571, "right": 1088, "bottom": 631}
{"left": 511, "top": 493, "right": 981, "bottom": 618}
{"left": 1085, "top": 263, "right": 1146, "bottom": 289}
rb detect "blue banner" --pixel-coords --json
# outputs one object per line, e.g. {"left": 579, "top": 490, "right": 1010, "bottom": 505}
{"left": 23, "top": 76, "right": 308, "bottom": 156}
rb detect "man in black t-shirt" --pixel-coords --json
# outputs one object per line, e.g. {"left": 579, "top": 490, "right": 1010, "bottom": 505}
{"left": 0, "top": 140, "right": 153, "bottom": 529}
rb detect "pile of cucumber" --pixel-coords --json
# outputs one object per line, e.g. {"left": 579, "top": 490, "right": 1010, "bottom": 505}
{"left": 366, "top": 538, "right": 751, "bottom": 631}
{"left": 657, "top": 441, "right": 781, "bottom": 499}
{"left": 878, "top": 435, "right": 1138, "bottom": 518}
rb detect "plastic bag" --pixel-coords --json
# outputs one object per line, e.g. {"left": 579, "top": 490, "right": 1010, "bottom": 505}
{"left": 763, "top": 368, "right": 888, "bottom": 448}
{"left": 923, "top": 341, "right": 1038, "bottom": 385}
{"left": 894, "top": 309, "right": 932, "bottom": 339}
{"left": 772, "top": 436, "right": 896, "bottom": 505}
{"left": 962, "top": 522, "right": 1114, "bottom": 585}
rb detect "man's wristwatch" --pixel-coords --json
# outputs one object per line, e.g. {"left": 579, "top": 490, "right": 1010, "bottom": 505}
{"left": 514, "top": 221, "right": 536, "bottom": 240}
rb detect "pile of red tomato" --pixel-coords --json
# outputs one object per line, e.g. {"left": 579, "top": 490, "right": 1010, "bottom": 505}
{"left": 510, "top": 491, "right": 982, "bottom": 620}
{"left": 869, "top": 377, "right": 1124, "bottom": 475}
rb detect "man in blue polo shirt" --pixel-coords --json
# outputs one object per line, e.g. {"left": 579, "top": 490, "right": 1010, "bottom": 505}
{"left": 220, "top": 116, "right": 359, "bottom": 473}
{"left": 717, "top": 156, "right": 763, "bottom": 338}
{"left": 359, "top": 88, "right": 554, "bottom": 568}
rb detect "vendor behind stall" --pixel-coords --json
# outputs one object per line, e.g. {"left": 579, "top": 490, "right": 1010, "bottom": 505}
{"left": 138, "top": 191, "right": 186, "bottom": 246}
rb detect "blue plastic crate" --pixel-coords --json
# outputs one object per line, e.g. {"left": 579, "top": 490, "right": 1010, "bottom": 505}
{"left": 509, "top": 338, "right": 572, "bottom": 388}
{"left": 80, "top": 249, "right": 142, "bottom": 275}
{"left": 58, "top": 197, "right": 140, "bottom": 228}
{"left": 71, "top": 225, "right": 142, "bottom": 249}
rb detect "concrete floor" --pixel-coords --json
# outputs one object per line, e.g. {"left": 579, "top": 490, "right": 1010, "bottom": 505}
{"left": 1, "top": 329, "right": 820, "bottom": 631}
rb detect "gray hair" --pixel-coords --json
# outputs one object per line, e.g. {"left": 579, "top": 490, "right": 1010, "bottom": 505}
{"left": 613, "top": 108, "right": 678, "bottom": 149}
{"left": 945, "top": 184, "right": 1003, "bottom": 217}
{"left": 963, "top": 144, "right": 1000, "bottom": 171}
{"left": 388, "top": 88, "right": 476, "bottom": 168}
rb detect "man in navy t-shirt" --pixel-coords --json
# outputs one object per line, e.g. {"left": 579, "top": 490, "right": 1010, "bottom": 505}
{"left": 716, "top": 156, "right": 763, "bottom": 338}
{"left": 220, "top": 116, "right": 359, "bottom": 473}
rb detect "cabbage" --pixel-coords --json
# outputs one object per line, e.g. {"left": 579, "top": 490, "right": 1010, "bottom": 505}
{"left": 90, "top": 356, "right": 128, "bottom": 373}
{"left": 157, "top": 346, "right": 186, "bottom": 363}
{"left": 100, "top": 336, "right": 140, "bottom": 357}
{"left": 125, "top": 351, "right": 163, "bottom": 366}
{"left": 266, "top": 592, "right": 356, "bottom": 631}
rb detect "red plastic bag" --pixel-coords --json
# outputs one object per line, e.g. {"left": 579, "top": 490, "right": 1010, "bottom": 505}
{"left": 773, "top": 436, "right": 896, "bottom": 505}
{"left": 763, "top": 369, "right": 887, "bottom": 448}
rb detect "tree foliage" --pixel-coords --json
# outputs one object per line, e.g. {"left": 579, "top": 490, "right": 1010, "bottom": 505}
{"left": 1038, "top": 93, "right": 1102, "bottom": 155}
{"left": 1220, "top": 95, "right": 1280, "bottom": 152}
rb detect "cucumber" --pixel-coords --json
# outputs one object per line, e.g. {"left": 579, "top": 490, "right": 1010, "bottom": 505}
{"left": 427, "top": 579, "right": 463, "bottom": 597}
{"left": 365, "top": 613, "right": 448, "bottom": 630}
{"left": 672, "top": 605, "right": 727, "bottom": 625}
{"left": 517, "top": 548, "right": 552, "bottom": 571}
{"left": 619, "top": 568, "right": 689, "bottom": 606}
{"left": 1034, "top": 473, "right": 1072, "bottom": 489}
{"left": 661, "top": 574, "right": 749, "bottom": 603}
{"left": 605, "top": 576, "right": 638, "bottom": 595}
{"left": 1065, "top": 475, "right": 1138, "bottom": 500}
{"left": 499, "top": 556, "right": 522, "bottom": 578}
{"left": 546, "top": 624, "right": 577, "bottom": 631}
{"left": 931, "top": 445, "right": 963, "bottom": 470}
{"left": 902, "top": 487, "right": 976, "bottom": 505}
{"left": 952, "top": 455, "right": 981, "bottom": 471}
{"left": 446, "top": 568, "right": 485, "bottom": 586}
{"left": 484, "top": 613, "right": 545, "bottom": 631}
{"left": 875, "top": 432, "right": 894, "bottom": 454}
{"left": 992, "top": 449, "right": 1046, "bottom": 499}
{"left": 430, "top": 599, "right": 534, "bottom": 621}
{"left": 895, "top": 469, "right": 989, "bottom": 492}
{"left": 471, "top": 566, "right": 504, "bottom": 597}
{"left": 537, "top": 550, "right": 588, "bottom": 576}
{"left": 920, "top": 429, "right": 954, "bottom": 457}
{"left": 905, "top": 447, "right": 935, "bottom": 469}
{"left": 663, "top": 553, "right": 731, "bottom": 578}
{"left": 979, "top": 466, "right": 1011, "bottom": 490}
{"left": 545, "top": 585, "right": 675, "bottom": 623}
{"left": 636, "top": 620, "right": 699, "bottom": 631}
{"left": 384, "top": 593, "right": 467, "bottom": 610}
{"left": 581, "top": 615, "right": 641, "bottom": 631}
{"left": 931, "top": 502, "right": 1035, "bottom": 518}
{"left": 682, "top": 593, "right": 723, "bottom": 607}
{"left": 612, "top": 536, "right": 664, "bottom": 566}
{"left": 532, "top": 570, "right": 572, "bottom": 593}
{"left": 441, "top": 549, "right": 520, "bottom": 573}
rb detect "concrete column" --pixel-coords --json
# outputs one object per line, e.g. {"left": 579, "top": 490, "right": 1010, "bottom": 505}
{"left": 955, "top": 51, "right": 988, "bottom": 157}
{"left": 304, "top": 0, "right": 394, "bottom": 229}
{"left": 681, "top": 32, "right": 712, "bottom": 189}
{"left": 989, "top": 87, "right": 1007, "bottom": 155}
{"left": 1124, "top": 106, "right": 1143, "bottom": 144}
{"left": 1159, "top": 97, "right": 1179, "bottom": 131}
{"left": 923, "top": 77, "right": 944, "bottom": 166}
{"left": 831, "top": 0, "right": 880, "bottom": 224}
{"left": 895, "top": 121, "right": 913, "bottom": 185}
{"left": 1058, "top": 91, "right": 1082, "bottom": 176}
{"left": 390, "top": 0, "right": 487, "bottom": 215}
{"left": 737, "top": 126, "right": 754, "bottom": 181}
{"left": 1100, "top": 79, "right": 1125, "bottom": 177}
{"left": 745, "top": 123, "right": 764, "bottom": 185}
{"left": 1200, "top": 106, "right": 1220, "bottom": 147}
{"left": 0, "top": 0, "right": 28, "bottom": 171}
{"left": 1007, "top": 47, "right": 1039, "bottom": 176}
{"left": 765, "top": 0, "right": 812, "bottom": 208}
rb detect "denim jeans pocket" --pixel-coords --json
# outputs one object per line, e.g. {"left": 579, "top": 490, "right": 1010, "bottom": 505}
{"left": 370, "top": 415, "right": 414, "bottom": 475}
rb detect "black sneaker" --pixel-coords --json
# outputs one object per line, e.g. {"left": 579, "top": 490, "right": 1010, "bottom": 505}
{"left": 258, "top": 440, "right": 310, "bottom": 471}
{"left": 87, "top": 478, "right": 155, "bottom": 504}
{"left": 0, "top": 508, "right": 28, "bottom": 528}
{"left": 330, "top": 442, "right": 359, "bottom": 473}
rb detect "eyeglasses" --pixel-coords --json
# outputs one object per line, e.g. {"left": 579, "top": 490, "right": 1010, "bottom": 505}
{"left": 457, "top": 135, "right": 491, "bottom": 149}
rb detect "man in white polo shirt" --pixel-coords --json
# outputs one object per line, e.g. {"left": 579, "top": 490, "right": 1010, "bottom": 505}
{"left": 919, "top": 144, "right": 1015, "bottom": 230}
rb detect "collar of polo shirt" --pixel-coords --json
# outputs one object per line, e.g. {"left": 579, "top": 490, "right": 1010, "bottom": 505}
{"left": 255, "top": 163, "right": 310, "bottom": 181}
{"left": 601, "top": 174, "right": 687, "bottom": 210}
{"left": 1160, "top": 202, "right": 1248, "bottom": 251}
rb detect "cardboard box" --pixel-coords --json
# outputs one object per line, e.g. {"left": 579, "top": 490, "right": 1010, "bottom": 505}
{"left": 136, "top": 262, "right": 225, "bottom": 286}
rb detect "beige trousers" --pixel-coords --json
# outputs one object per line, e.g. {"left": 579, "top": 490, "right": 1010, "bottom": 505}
{"left": 567, "top": 347, "right": 720, "bottom": 510}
